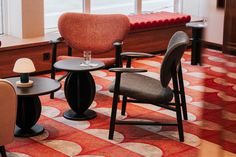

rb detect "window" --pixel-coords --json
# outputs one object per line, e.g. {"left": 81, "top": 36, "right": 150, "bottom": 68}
{"left": 42, "top": 0, "right": 180, "bottom": 33}
{"left": 91, "top": 0, "right": 135, "bottom": 15}
{"left": 142, "top": 0, "right": 174, "bottom": 13}
{"left": 3, "top": 1, "right": 182, "bottom": 38}
{"left": 44, "top": 0, "right": 83, "bottom": 30}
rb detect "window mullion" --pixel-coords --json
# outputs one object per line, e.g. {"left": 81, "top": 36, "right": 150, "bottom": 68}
{"left": 135, "top": 0, "right": 142, "bottom": 14}
{"left": 2, "top": 0, "right": 8, "bottom": 35}
{"left": 83, "top": 0, "right": 91, "bottom": 13}
{"left": 174, "top": 0, "right": 182, "bottom": 13}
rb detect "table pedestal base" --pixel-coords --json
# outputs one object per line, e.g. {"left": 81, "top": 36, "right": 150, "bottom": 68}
{"left": 15, "top": 124, "right": 44, "bottom": 137}
{"left": 64, "top": 109, "right": 97, "bottom": 120}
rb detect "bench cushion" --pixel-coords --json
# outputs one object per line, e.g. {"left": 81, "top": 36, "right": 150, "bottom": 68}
{"left": 128, "top": 12, "right": 191, "bottom": 30}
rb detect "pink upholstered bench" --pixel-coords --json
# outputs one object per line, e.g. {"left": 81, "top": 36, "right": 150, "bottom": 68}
{"left": 123, "top": 12, "right": 192, "bottom": 53}
{"left": 128, "top": 12, "right": 191, "bottom": 31}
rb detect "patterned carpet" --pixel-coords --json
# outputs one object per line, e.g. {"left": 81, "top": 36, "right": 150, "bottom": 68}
{"left": 5, "top": 49, "right": 236, "bottom": 157}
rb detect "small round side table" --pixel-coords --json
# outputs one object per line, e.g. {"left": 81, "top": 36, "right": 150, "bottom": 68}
{"left": 6, "top": 77, "right": 61, "bottom": 137}
{"left": 186, "top": 22, "right": 207, "bottom": 65}
{"left": 54, "top": 59, "right": 105, "bottom": 120}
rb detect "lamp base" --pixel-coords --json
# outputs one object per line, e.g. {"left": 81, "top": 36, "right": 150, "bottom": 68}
{"left": 16, "top": 80, "right": 34, "bottom": 88}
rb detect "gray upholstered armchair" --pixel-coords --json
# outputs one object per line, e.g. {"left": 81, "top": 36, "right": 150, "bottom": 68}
{"left": 108, "top": 31, "right": 189, "bottom": 142}
{"left": 0, "top": 80, "right": 17, "bottom": 157}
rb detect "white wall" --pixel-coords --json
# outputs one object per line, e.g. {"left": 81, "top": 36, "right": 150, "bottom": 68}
{"left": 204, "top": 1, "right": 224, "bottom": 45}
{"left": 182, "top": 0, "right": 200, "bottom": 16}
{"left": 182, "top": 0, "right": 225, "bottom": 44}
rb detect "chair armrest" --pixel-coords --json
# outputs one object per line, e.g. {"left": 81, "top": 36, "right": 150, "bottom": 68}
{"left": 121, "top": 52, "right": 154, "bottom": 58}
{"left": 49, "top": 37, "right": 64, "bottom": 44}
{"left": 109, "top": 67, "right": 147, "bottom": 73}
{"left": 121, "top": 52, "right": 154, "bottom": 68}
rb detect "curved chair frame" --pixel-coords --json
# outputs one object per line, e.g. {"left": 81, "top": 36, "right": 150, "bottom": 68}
{"left": 108, "top": 31, "right": 189, "bottom": 142}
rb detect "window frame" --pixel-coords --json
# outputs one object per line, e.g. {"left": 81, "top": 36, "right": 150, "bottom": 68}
{"left": 2, "top": 0, "right": 181, "bottom": 37}
{"left": 0, "top": 0, "right": 5, "bottom": 35}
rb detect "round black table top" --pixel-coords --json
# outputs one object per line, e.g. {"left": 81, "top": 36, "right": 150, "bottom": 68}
{"left": 186, "top": 22, "right": 207, "bottom": 28}
{"left": 6, "top": 77, "right": 61, "bottom": 97}
{"left": 54, "top": 59, "right": 105, "bottom": 72}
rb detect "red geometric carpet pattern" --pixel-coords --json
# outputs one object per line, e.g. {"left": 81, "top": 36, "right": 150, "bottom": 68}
{"left": 6, "top": 49, "right": 236, "bottom": 157}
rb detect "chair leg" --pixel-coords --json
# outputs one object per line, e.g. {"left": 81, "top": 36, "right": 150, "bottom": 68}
{"left": 50, "top": 68, "right": 55, "bottom": 99}
{"left": 50, "top": 92, "right": 54, "bottom": 99}
{"left": 178, "top": 65, "right": 188, "bottom": 120}
{"left": 0, "top": 146, "right": 7, "bottom": 157}
{"left": 176, "top": 104, "right": 184, "bottom": 142}
{"left": 180, "top": 92, "right": 188, "bottom": 120}
{"left": 50, "top": 41, "right": 57, "bottom": 100}
{"left": 121, "top": 96, "right": 127, "bottom": 115}
{"left": 109, "top": 93, "right": 119, "bottom": 140}
{"left": 173, "top": 69, "right": 184, "bottom": 142}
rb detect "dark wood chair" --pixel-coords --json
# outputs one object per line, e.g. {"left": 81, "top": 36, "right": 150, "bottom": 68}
{"left": 108, "top": 31, "right": 189, "bottom": 142}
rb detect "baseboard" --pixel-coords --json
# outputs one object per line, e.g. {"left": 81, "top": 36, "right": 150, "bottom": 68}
{"left": 202, "top": 41, "right": 223, "bottom": 51}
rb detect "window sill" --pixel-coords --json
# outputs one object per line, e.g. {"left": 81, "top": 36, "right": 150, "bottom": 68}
{"left": 0, "top": 30, "right": 60, "bottom": 52}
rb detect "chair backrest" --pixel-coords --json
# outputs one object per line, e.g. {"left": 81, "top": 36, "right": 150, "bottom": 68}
{"left": 160, "top": 31, "right": 189, "bottom": 87}
{"left": 0, "top": 80, "right": 17, "bottom": 145}
{"left": 58, "top": 13, "right": 130, "bottom": 55}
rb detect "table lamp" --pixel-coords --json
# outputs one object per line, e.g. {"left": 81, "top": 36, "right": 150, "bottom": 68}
{"left": 13, "top": 58, "right": 36, "bottom": 87}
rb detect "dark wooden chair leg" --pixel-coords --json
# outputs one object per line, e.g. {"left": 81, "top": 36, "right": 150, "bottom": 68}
{"left": 109, "top": 73, "right": 121, "bottom": 140}
{"left": 0, "top": 146, "right": 7, "bottom": 157}
{"left": 50, "top": 41, "right": 58, "bottom": 99}
{"left": 121, "top": 96, "right": 127, "bottom": 115}
{"left": 119, "top": 57, "right": 131, "bottom": 111}
{"left": 50, "top": 68, "right": 55, "bottom": 99}
{"left": 180, "top": 89, "right": 188, "bottom": 120}
{"left": 172, "top": 69, "right": 184, "bottom": 142}
{"left": 109, "top": 93, "right": 119, "bottom": 140}
{"left": 176, "top": 102, "right": 184, "bottom": 142}
{"left": 178, "top": 65, "right": 188, "bottom": 120}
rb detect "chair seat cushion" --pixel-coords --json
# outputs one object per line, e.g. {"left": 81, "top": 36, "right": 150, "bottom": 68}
{"left": 57, "top": 56, "right": 115, "bottom": 67}
{"left": 109, "top": 73, "right": 173, "bottom": 104}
